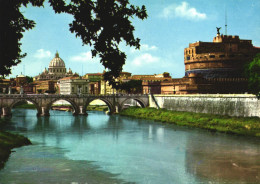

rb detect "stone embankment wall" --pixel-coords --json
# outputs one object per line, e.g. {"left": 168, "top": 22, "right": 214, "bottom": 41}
{"left": 149, "top": 94, "right": 260, "bottom": 117}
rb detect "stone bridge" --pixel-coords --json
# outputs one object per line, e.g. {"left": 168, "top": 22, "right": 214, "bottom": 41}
{"left": 0, "top": 94, "right": 149, "bottom": 117}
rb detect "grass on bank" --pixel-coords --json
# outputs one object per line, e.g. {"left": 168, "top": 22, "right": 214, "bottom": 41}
{"left": 0, "top": 120, "right": 31, "bottom": 169}
{"left": 120, "top": 107, "right": 260, "bottom": 137}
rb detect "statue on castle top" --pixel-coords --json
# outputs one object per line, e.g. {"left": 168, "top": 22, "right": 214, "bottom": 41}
{"left": 216, "top": 27, "right": 221, "bottom": 35}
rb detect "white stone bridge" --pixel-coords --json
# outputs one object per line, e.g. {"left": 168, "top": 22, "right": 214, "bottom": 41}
{"left": 0, "top": 94, "right": 149, "bottom": 117}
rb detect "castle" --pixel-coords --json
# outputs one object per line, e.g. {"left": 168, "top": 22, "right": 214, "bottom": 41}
{"left": 170, "top": 30, "right": 260, "bottom": 94}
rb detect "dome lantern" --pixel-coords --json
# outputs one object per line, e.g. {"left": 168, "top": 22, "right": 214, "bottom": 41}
{"left": 55, "top": 51, "right": 59, "bottom": 58}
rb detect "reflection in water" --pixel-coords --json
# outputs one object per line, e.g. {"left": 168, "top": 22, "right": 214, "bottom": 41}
{"left": 1, "top": 109, "right": 259, "bottom": 184}
{"left": 185, "top": 133, "right": 260, "bottom": 183}
{"left": 0, "top": 145, "right": 126, "bottom": 184}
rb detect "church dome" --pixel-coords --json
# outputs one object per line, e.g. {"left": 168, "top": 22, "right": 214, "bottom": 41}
{"left": 49, "top": 52, "right": 65, "bottom": 68}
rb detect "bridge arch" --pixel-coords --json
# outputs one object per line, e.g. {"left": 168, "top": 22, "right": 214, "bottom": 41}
{"left": 46, "top": 98, "right": 79, "bottom": 115}
{"left": 86, "top": 97, "right": 115, "bottom": 114}
{"left": 9, "top": 99, "right": 41, "bottom": 116}
{"left": 119, "top": 97, "right": 147, "bottom": 111}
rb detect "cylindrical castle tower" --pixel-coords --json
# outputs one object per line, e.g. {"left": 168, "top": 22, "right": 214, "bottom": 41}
{"left": 184, "top": 32, "right": 260, "bottom": 79}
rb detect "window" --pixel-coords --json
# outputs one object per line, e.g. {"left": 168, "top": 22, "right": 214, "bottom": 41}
{"left": 209, "top": 55, "right": 215, "bottom": 58}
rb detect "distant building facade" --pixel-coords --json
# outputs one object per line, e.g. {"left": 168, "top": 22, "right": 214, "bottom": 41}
{"left": 16, "top": 74, "right": 27, "bottom": 86}
{"left": 58, "top": 77, "right": 89, "bottom": 95}
{"left": 30, "top": 80, "right": 56, "bottom": 94}
{"left": 84, "top": 73, "right": 103, "bottom": 94}
{"left": 34, "top": 52, "right": 75, "bottom": 81}
{"left": 138, "top": 72, "right": 172, "bottom": 94}
{"left": 100, "top": 72, "right": 132, "bottom": 94}
{"left": 0, "top": 79, "right": 13, "bottom": 93}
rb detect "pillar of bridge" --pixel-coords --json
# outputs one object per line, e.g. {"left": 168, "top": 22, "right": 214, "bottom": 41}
{"left": 38, "top": 107, "right": 50, "bottom": 116}
{"left": 1, "top": 107, "right": 12, "bottom": 117}
{"left": 78, "top": 106, "right": 88, "bottom": 116}
{"left": 115, "top": 105, "right": 119, "bottom": 113}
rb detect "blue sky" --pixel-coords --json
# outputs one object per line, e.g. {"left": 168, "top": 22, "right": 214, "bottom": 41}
{"left": 10, "top": 0, "right": 260, "bottom": 78}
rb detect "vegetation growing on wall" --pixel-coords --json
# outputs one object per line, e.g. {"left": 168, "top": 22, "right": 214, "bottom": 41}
{"left": 120, "top": 107, "right": 260, "bottom": 137}
{"left": 246, "top": 53, "right": 260, "bottom": 98}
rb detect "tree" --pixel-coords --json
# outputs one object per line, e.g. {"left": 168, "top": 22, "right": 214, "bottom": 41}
{"left": 0, "top": 0, "right": 44, "bottom": 78}
{"left": 246, "top": 53, "right": 260, "bottom": 98}
{"left": 1, "top": 0, "right": 147, "bottom": 87}
{"left": 119, "top": 80, "right": 142, "bottom": 94}
{"left": 26, "top": 76, "right": 33, "bottom": 83}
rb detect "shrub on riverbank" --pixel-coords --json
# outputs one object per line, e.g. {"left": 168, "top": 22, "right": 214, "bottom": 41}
{"left": 87, "top": 105, "right": 109, "bottom": 112}
{"left": 0, "top": 120, "right": 31, "bottom": 169}
{"left": 13, "top": 103, "right": 36, "bottom": 109}
{"left": 120, "top": 107, "right": 260, "bottom": 137}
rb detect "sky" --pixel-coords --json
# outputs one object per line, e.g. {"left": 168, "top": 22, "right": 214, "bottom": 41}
{"left": 9, "top": 0, "right": 260, "bottom": 78}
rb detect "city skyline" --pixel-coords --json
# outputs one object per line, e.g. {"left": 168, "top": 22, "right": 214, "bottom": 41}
{"left": 9, "top": 0, "right": 260, "bottom": 78}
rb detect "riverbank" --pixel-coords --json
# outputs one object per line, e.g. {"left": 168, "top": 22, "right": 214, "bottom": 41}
{"left": 120, "top": 107, "right": 260, "bottom": 137}
{"left": 87, "top": 105, "right": 109, "bottom": 112}
{"left": 0, "top": 120, "right": 31, "bottom": 169}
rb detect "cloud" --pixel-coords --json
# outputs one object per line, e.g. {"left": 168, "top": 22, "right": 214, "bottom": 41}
{"left": 70, "top": 51, "right": 99, "bottom": 62}
{"left": 34, "top": 49, "right": 52, "bottom": 59}
{"left": 161, "top": 2, "right": 206, "bottom": 20}
{"left": 132, "top": 53, "right": 160, "bottom": 66}
{"left": 141, "top": 44, "right": 158, "bottom": 51}
{"left": 130, "top": 44, "right": 158, "bottom": 53}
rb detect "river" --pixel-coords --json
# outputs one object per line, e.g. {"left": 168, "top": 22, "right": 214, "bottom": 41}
{"left": 0, "top": 109, "right": 259, "bottom": 184}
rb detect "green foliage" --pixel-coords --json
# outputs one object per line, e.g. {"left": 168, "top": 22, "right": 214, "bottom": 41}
{"left": 1, "top": 0, "right": 147, "bottom": 87}
{"left": 48, "top": 0, "right": 147, "bottom": 87}
{"left": 246, "top": 53, "right": 260, "bottom": 98}
{"left": 120, "top": 107, "right": 260, "bottom": 137}
{"left": 13, "top": 103, "right": 36, "bottom": 109}
{"left": 119, "top": 80, "right": 142, "bottom": 93}
{"left": 87, "top": 105, "right": 108, "bottom": 111}
{"left": 26, "top": 76, "right": 33, "bottom": 83}
{"left": 0, "top": 0, "right": 44, "bottom": 77}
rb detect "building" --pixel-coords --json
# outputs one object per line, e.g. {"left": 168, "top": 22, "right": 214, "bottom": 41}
{"left": 34, "top": 52, "right": 76, "bottom": 81}
{"left": 137, "top": 73, "right": 172, "bottom": 94}
{"left": 173, "top": 30, "right": 260, "bottom": 94}
{"left": 15, "top": 73, "right": 27, "bottom": 86}
{"left": 58, "top": 76, "right": 89, "bottom": 95}
{"left": 184, "top": 33, "right": 260, "bottom": 79}
{"left": 84, "top": 73, "right": 103, "bottom": 94}
{"left": 0, "top": 79, "right": 12, "bottom": 93}
{"left": 100, "top": 72, "right": 132, "bottom": 94}
{"left": 85, "top": 73, "right": 103, "bottom": 82}
{"left": 32, "top": 80, "right": 56, "bottom": 94}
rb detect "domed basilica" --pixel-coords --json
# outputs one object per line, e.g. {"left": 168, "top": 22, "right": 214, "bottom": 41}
{"left": 34, "top": 52, "right": 76, "bottom": 81}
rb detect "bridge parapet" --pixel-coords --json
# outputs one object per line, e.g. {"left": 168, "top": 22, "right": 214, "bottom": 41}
{"left": 0, "top": 94, "right": 149, "bottom": 117}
